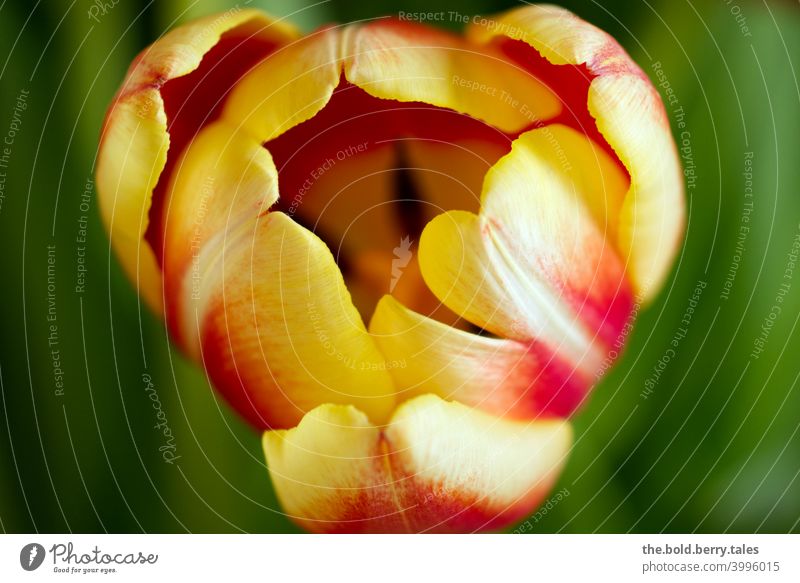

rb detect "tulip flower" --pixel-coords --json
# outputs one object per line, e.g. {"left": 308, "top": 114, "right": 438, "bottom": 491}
{"left": 97, "top": 5, "right": 683, "bottom": 532}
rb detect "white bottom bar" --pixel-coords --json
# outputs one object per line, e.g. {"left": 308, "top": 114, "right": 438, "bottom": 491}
{"left": 1, "top": 534, "right": 797, "bottom": 582}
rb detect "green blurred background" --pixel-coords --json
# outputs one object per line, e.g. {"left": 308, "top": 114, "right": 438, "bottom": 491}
{"left": 0, "top": 0, "right": 798, "bottom": 533}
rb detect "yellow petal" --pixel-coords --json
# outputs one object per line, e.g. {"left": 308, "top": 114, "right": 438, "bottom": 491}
{"left": 263, "top": 393, "right": 571, "bottom": 533}
{"left": 97, "top": 10, "right": 297, "bottom": 313}
{"left": 369, "top": 295, "right": 592, "bottom": 419}
{"left": 197, "top": 212, "right": 396, "bottom": 430}
{"left": 418, "top": 127, "right": 633, "bottom": 376}
{"left": 344, "top": 19, "right": 561, "bottom": 133}
{"left": 222, "top": 27, "right": 342, "bottom": 142}
{"left": 522, "top": 124, "right": 629, "bottom": 243}
{"left": 592, "top": 74, "right": 684, "bottom": 296}
{"left": 467, "top": 5, "right": 684, "bottom": 298}
{"left": 97, "top": 93, "right": 169, "bottom": 312}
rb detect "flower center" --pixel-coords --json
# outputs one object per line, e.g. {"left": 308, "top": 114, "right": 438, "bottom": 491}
{"left": 264, "top": 78, "right": 516, "bottom": 325}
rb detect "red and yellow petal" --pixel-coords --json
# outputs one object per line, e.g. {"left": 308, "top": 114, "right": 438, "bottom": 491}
{"left": 160, "top": 120, "right": 279, "bottom": 352}
{"left": 197, "top": 212, "right": 396, "bottom": 430}
{"left": 97, "top": 10, "right": 297, "bottom": 313}
{"left": 467, "top": 5, "right": 684, "bottom": 298}
{"left": 418, "top": 126, "right": 634, "bottom": 379}
{"left": 369, "top": 295, "right": 590, "bottom": 419}
{"left": 263, "top": 393, "right": 571, "bottom": 533}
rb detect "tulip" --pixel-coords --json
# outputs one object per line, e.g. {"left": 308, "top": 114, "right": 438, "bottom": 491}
{"left": 97, "top": 5, "right": 683, "bottom": 532}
